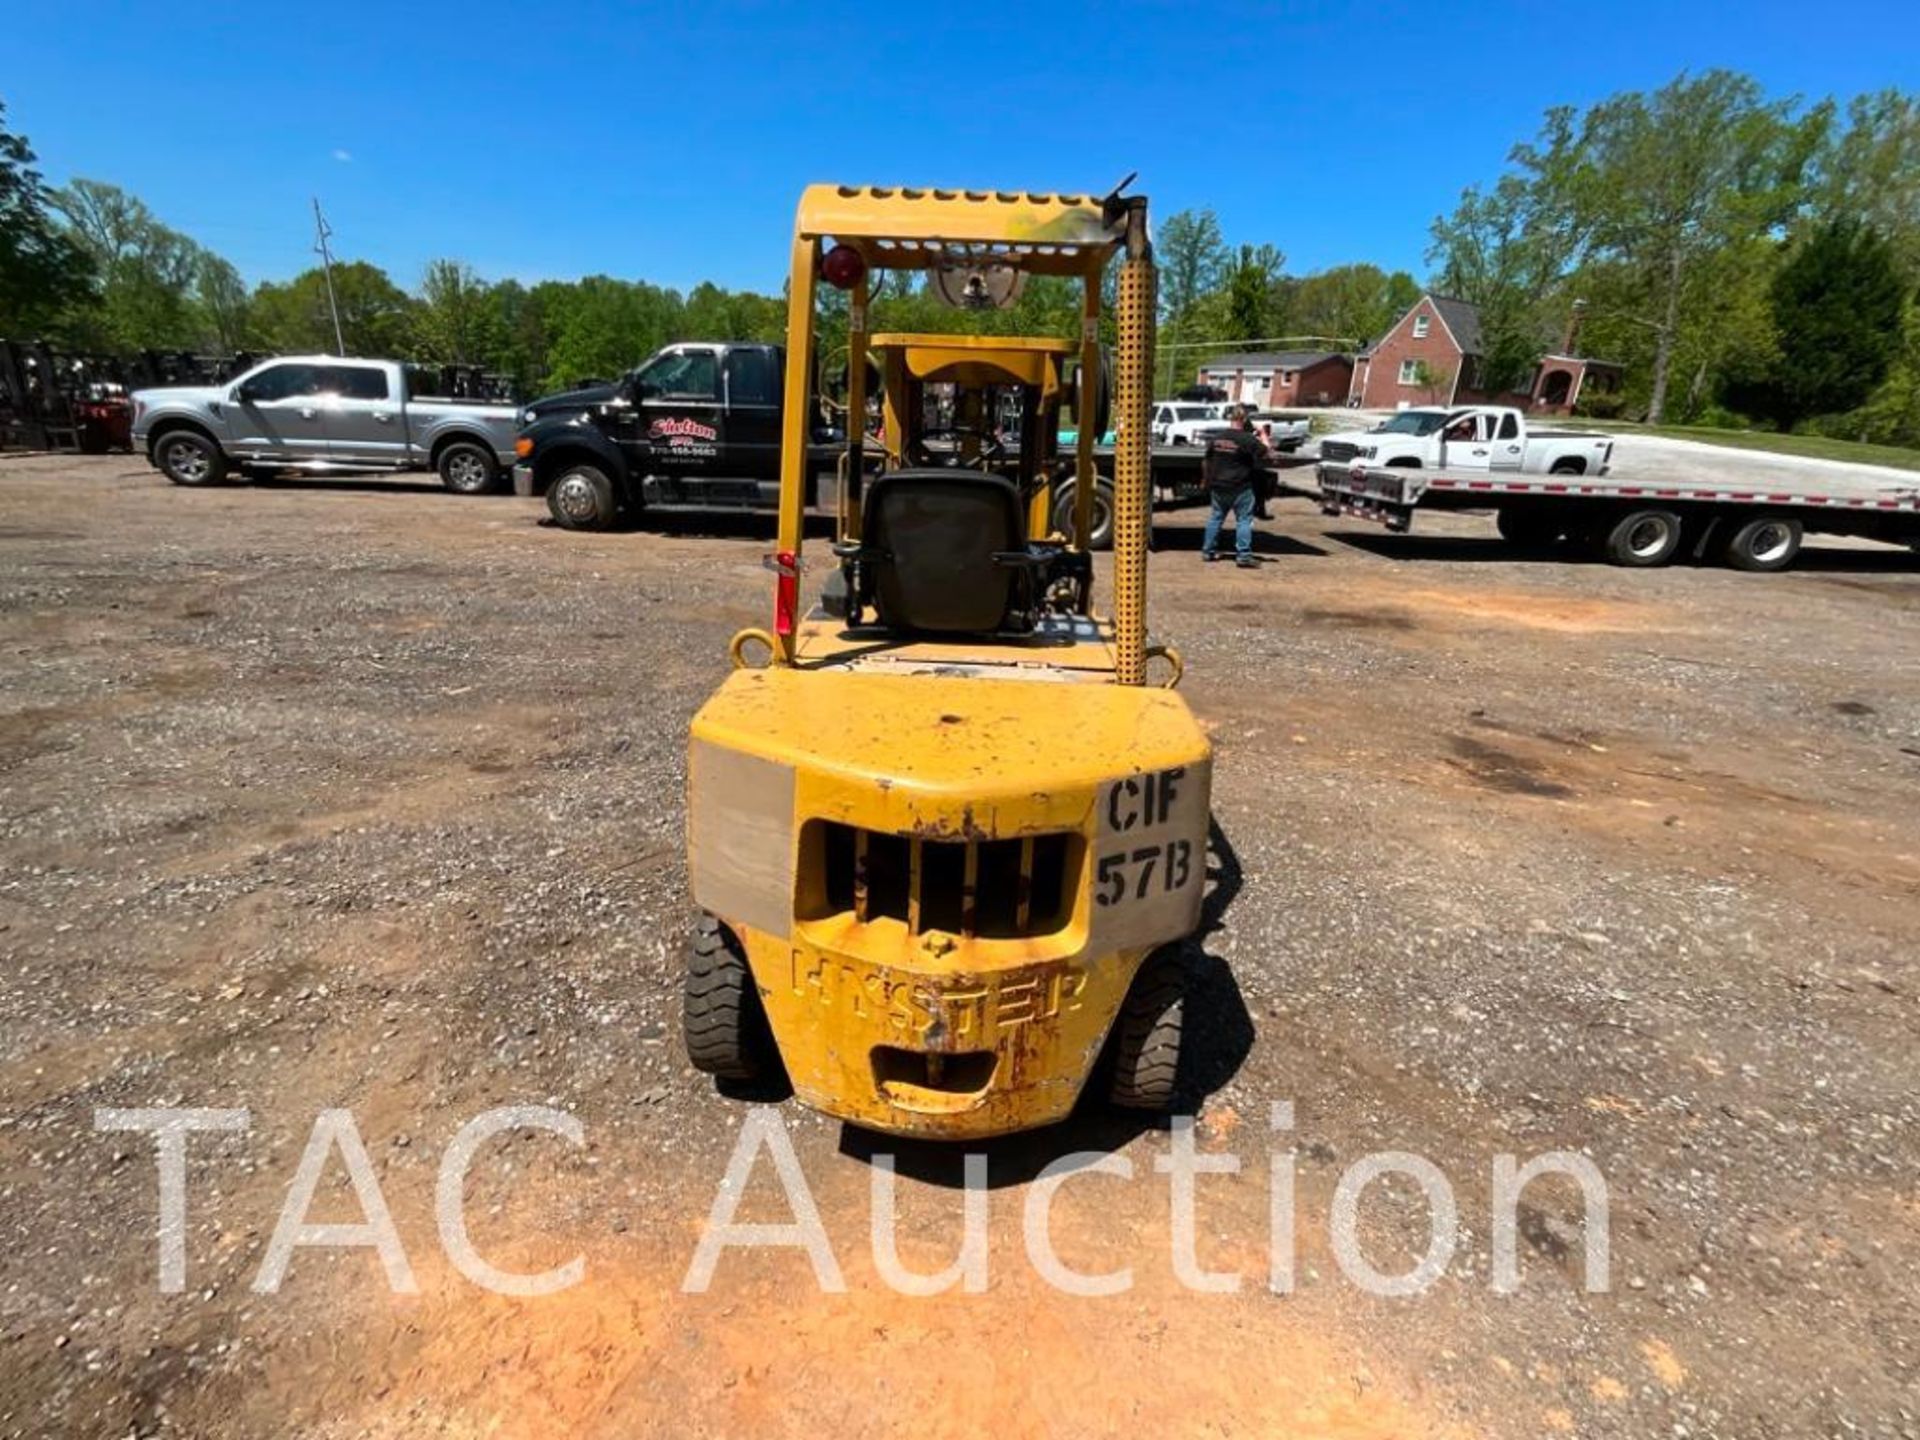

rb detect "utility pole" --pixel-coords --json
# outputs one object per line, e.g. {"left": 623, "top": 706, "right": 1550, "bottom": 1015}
{"left": 312, "top": 198, "right": 346, "bottom": 355}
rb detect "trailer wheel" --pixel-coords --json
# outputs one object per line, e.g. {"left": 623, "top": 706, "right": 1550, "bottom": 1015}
{"left": 546, "top": 462, "right": 619, "bottom": 530}
{"left": 1108, "top": 943, "right": 1186, "bottom": 1110}
{"left": 1721, "top": 515, "right": 1803, "bottom": 572}
{"left": 1051, "top": 478, "right": 1115, "bottom": 551}
{"left": 1603, "top": 508, "right": 1683, "bottom": 567}
{"left": 684, "top": 912, "right": 776, "bottom": 1082}
{"left": 437, "top": 440, "right": 502, "bottom": 495}
{"left": 1496, "top": 505, "right": 1561, "bottom": 549}
{"left": 155, "top": 431, "right": 227, "bottom": 487}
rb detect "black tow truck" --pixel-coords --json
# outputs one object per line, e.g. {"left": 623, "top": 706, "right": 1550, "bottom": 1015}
{"left": 514, "top": 340, "right": 1310, "bottom": 541}
{"left": 515, "top": 341, "right": 846, "bottom": 531}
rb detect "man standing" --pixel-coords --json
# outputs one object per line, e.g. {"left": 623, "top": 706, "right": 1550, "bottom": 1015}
{"left": 1200, "top": 405, "right": 1269, "bottom": 569}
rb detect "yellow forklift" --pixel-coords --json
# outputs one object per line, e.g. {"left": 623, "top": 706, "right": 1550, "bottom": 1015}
{"left": 684, "top": 184, "right": 1213, "bottom": 1139}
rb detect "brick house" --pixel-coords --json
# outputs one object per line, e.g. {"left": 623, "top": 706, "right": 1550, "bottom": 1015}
{"left": 1193, "top": 350, "right": 1355, "bottom": 408}
{"left": 1345, "top": 294, "right": 1618, "bottom": 415}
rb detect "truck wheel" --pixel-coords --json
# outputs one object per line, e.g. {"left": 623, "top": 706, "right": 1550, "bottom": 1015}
{"left": 1108, "top": 944, "right": 1186, "bottom": 1110}
{"left": 1549, "top": 458, "right": 1587, "bottom": 476}
{"left": 546, "top": 463, "right": 618, "bottom": 530}
{"left": 1721, "top": 515, "right": 1803, "bottom": 572}
{"left": 155, "top": 431, "right": 227, "bottom": 487}
{"left": 1603, "top": 508, "right": 1683, "bottom": 567}
{"left": 1051, "top": 479, "right": 1115, "bottom": 551}
{"left": 684, "top": 912, "right": 777, "bottom": 1082}
{"left": 1496, "top": 506, "right": 1561, "bottom": 549}
{"left": 437, "top": 440, "right": 502, "bottom": 496}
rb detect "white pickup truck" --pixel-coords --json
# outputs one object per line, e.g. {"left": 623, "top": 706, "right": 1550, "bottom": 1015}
{"left": 1150, "top": 401, "right": 1226, "bottom": 445}
{"left": 1317, "top": 405, "right": 1613, "bottom": 476}
{"left": 1251, "top": 410, "right": 1311, "bottom": 453}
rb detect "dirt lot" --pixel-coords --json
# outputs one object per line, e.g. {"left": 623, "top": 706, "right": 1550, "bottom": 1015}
{"left": 2, "top": 452, "right": 1917, "bottom": 1439}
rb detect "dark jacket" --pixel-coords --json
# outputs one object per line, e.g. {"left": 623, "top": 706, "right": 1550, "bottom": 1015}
{"left": 1203, "top": 426, "right": 1266, "bottom": 491}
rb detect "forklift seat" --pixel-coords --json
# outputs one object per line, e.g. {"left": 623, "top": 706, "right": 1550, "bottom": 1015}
{"left": 856, "top": 469, "right": 1034, "bottom": 634}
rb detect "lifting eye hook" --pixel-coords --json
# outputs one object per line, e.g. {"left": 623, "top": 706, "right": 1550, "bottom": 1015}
{"left": 1143, "top": 644, "right": 1184, "bottom": 689}
{"left": 728, "top": 628, "right": 780, "bottom": 670}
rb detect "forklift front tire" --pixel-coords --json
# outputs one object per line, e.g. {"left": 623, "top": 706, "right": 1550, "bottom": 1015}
{"left": 546, "top": 463, "right": 619, "bottom": 531}
{"left": 1108, "top": 943, "right": 1187, "bottom": 1110}
{"left": 1051, "top": 478, "right": 1115, "bottom": 551}
{"left": 684, "top": 912, "right": 776, "bottom": 1082}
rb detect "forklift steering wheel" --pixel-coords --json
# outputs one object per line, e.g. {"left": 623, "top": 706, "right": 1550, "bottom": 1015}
{"left": 911, "top": 425, "right": 1006, "bottom": 471}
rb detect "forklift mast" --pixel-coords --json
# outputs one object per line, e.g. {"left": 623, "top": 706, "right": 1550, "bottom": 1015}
{"left": 769, "top": 185, "right": 1155, "bottom": 679}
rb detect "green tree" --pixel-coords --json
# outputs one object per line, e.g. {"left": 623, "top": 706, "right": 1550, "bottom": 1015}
{"left": 1290, "top": 263, "right": 1420, "bottom": 345}
{"left": 0, "top": 99, "right": 92, "bottom": 339}
{"left": 193, "top": 253, "right": 250, "bottom": 352}
{"left": 1409, "top": 360, "right": 1450, "bottom": 404}
{"left": 249, "top": 261, "right": 414, "bottom": 355}
{"left": 1219, "top": 243, "right": 1287, "bottom": 343}
{"left": 1723, "top": 220, "right": 1906, "bottom": 429}
{"left": 1569, "top": 72, "right": 1819, "bottom": 423}
{"left": 486, "top": 279, "right": 553, "bottom": 391}
{"left": 1155, "top": 209, "right": 1229, "bottom": 326}
{"left": 52, "top": 177, "right": 208, "bottom": 348}
{"left": 1154, "top": 208, "right": 1229, "bottom": 389}
{"left": 1430, "top": 113, "right": 1592, "bottom": 394}
{"left": 541, "top": 276, "right": 682, "bottom": 384}
{"left": 1835, "top": 295, "right": 1920, "bottom": 446}
{"left": 1810, "top": 90, "right": 1920, "bottom": 278}
{"left": 413, "top": 259, "right": 502, "bottom": 365}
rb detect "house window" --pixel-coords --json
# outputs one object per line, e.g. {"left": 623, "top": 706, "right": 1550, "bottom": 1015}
{"left": 1398, "top": 359, "right": 1420, "bottom": 385}
{"left": 1413, "top": 314, "right": 1431, "bottom": 339}
{"left": 1281, "top": 370, "right": 1296, "bottom": 384}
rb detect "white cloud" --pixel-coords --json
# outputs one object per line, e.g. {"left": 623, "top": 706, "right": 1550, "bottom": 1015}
{"left": 331, "top": 148, "right": 353, "bottom": 163}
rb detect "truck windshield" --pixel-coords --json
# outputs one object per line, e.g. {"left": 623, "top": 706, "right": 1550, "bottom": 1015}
{"left": 1374, "top": 412, "right": 1448, "bottom": 436}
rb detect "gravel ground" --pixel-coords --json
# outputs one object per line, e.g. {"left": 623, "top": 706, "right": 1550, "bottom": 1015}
{"left": 1, "top": 452, "right": 1917, "bottom": 1438}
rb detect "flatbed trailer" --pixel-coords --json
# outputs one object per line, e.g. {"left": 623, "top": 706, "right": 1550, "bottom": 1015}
{"left": 1315, "top": 458, "right": 1920, "bottom": 572}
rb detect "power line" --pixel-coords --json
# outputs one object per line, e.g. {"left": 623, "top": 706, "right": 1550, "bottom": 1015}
{"left": 312, "top": 199, "right": 346, "bottom": 355}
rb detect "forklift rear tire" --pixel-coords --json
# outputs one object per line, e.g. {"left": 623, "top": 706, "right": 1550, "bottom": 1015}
{"left": 1050, "top": 479, "right": 1115, "bottom": 551}
{"left": 684, "top": 912, "right": 776, "bottom": 1082}
{"left": 1108, "top": 943, "right": 1186, "bottom": 1110}
{"left": 547, "top": 463, "right": 618, "bottom": 530}
{"left": 155, "top": 431, "right": 227, "bottom": 487}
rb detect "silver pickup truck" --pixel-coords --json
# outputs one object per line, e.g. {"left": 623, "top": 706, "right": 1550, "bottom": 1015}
{"left": 131, "top": 356, "right": 520, "bottom": 494}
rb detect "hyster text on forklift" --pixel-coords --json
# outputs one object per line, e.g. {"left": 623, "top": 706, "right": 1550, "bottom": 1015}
{"left": 679, "top": 182, "right": 1215, "bottom": 1140}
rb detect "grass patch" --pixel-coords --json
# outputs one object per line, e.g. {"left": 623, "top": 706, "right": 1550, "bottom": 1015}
{"left": 1575, "top": 421, "right": 1920, "bottom": 472}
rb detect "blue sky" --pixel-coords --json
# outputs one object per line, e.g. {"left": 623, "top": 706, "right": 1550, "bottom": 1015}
{"left": 6, "top": 0, "right": 1911, "bottom": 294}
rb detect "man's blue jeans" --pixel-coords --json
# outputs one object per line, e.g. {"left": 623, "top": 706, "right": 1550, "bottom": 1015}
{"left": 1202, "top": 485, "right": 1255, "bottom": 558}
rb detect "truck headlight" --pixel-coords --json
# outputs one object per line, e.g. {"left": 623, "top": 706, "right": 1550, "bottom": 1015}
{"left": 1361, "top": 445, "right": 1377, "bottom": 459}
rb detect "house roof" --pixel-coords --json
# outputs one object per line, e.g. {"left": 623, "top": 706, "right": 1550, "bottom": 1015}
{"left": 1428, "top": 296, "right": 1484, "bottom": 355}
{"left": 1356, "top": 295, "right": 1486, "bottom": 357}
{"left": 1198, "top": 350, "right": 1347, "bottom": 372}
